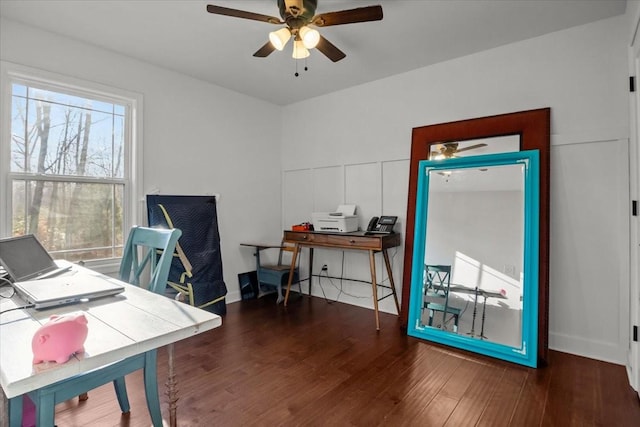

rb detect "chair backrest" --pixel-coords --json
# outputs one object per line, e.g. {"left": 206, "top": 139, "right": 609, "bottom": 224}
{"left": 119, "top": 226, "right": 182, "bottom": 295}
{"left": 277, "top": 240, "right": 297, "bottom": 267}
{"left": 424, "top": 264, "right": 452, "bottom": 297}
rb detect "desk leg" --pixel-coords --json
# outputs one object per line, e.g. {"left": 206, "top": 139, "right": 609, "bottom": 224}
{"left": 382, "top": 250, "right": 400, "bottom": 314}
{"left": 468, "top": 287, "right": 479, "bottom": 338}
{"left": 368, "top": 250, "right": 381, "bottom": 331}
{"left": 253, "top": 249, "right": 264, "bottom": 297}
{"left": 284, "top": 243, "right": 300, "bottom": 306}
{"left": 480, "top": 296, "right": 488, "bottom": 340}
{"left": 308, "top": 247, "right": 314, "bottom": 296}
{"left": 167, "top": 343, "right": 178, "bottom": 427}
{"left": 1, "top": 387, "right": 17, "bottom": 427}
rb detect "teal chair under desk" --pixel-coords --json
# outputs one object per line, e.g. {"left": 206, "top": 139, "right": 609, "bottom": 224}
{"left": 12, "top": 226, "right": 181, "bottom": 427}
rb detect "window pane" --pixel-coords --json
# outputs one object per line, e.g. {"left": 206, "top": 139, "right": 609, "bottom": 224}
{"left": 12, "top": 83, "right": 27, "bottom": 97}
{"left": 10, "top": 95, "right": 27, "bottom": 173}
{"left": 12, "top": 180, "right": 124, "bottom": 261}
{"left": 26, "top": 86, "right": 116, "bottom": 115}
{"left": 11, "top": 86, "right": 126, "bottom": 178}
{"left": 113, "top": 115, "right": 124, "bottom": 178}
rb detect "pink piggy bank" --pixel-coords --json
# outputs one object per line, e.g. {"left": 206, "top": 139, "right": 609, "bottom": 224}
{"left": 32, "top": 312, "right": 88, "bottom": 364}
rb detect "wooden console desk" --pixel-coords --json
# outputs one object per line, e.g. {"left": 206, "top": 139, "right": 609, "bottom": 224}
{"left": 282, "top": 230, "right": 401, "bottom": 330}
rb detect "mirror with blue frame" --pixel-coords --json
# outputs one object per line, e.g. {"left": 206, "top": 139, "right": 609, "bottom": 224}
{"left": 407, "top": 150, "right": 540, "bottom": 367}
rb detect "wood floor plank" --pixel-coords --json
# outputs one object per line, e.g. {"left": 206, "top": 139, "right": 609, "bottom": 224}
{"left": 477, "top": 366, "right": 528, "bottom": 427}
{"left": 49, "top": 296, "right": 640, "bottom": 426}
{"left": 443, "top": 361, "right": 505, "bottom": 426}
{"left": 382, "top": 345, "right": 463, "bottom": 426}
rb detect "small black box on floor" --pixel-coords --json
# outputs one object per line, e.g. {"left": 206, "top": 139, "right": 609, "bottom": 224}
{"left": 238, "top": 271, "right": 258, "bottom": 300}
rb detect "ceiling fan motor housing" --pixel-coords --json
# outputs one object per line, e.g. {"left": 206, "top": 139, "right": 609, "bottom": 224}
{"left": 278, "top": 0, "right": 317, "bottom": 22}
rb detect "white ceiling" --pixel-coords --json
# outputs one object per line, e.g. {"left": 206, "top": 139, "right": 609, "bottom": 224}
{"left": 0, "top": 0, "right": 627, "bottom": 106}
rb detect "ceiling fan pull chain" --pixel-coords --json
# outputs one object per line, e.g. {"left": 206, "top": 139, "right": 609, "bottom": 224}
{"left": 295, "top": 58, "right": 299, "bottom": 77}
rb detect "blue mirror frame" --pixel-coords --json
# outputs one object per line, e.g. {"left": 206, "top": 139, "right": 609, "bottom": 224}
{"left": 407, "top": 150, "right": 540, "bottom": 367}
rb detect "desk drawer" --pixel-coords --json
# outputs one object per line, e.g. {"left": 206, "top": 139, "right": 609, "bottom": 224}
{"left": 285, "top": 231, "right": 320, "bottom": 243}
{"left": 325, "top": 235, "right": 381, "bottom": 250}
{"left": 284, "top": 231, "right": 384, "bottom": 250}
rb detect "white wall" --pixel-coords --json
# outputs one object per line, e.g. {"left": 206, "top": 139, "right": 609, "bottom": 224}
{"left": 0, "top": 18, "right": 284, "bottom": 303}
{"left": 282, "top": 16, "right": 630, "bottom": 364}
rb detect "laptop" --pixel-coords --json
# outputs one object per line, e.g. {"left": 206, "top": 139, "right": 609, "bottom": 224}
{"left": 0, "top": 235, "right": 72, "bottom": 281}
{"left": 0, "top": 234, "right": 124, "bottom": 309}
{"left": 12, "top": 273, "right": 125, "bottom": 309}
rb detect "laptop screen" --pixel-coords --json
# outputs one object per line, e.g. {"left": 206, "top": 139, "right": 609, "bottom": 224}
{"left": 0, "top": 235, "right": 58, "bottom": 281}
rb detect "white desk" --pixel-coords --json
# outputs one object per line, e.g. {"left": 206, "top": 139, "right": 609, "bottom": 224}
{"left": 449, "top": 284, "right": 507, "bottom": 339}
{"left": 0, "top": 267, "right": 222, "bottom": 427}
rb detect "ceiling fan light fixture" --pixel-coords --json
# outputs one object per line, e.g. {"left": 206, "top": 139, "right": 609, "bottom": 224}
{"left": 292, "top": 39, "right": 310, "bottom": 59}
{"left": 269, "top": 27, "right": 291, "bottom": 51}
{"left": 299, "top": 26, "right": 320, "bottom": 49}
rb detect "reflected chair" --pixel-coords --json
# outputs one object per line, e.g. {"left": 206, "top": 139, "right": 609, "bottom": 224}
{"left": 423, "top": 264, "right": 461, "bottom": 332}
{"left": 254, "top": 240, "right": 301, "bottom": 303}
{"left": 16, "top": 226, "right": 181, "bottom": 427}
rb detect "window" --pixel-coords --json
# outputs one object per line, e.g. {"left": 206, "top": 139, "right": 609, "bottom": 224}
{"left": 1, "top": 63, "right": 142, "bottom": 263}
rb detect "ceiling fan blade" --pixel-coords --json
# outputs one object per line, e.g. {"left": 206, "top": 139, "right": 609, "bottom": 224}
{"left": 455, "top": 143, "right": 488, "bottom": 153}
{"left": 206, "top": 5, "right": 283, "bottom": 24}
{"left": 312, "top": 5, "right": 383, "bottom": 27}
{"left": 253, "top": 41, "right": 276, "bottom": 58}
{"left": 315, "top": 35, "right": 346, "bottom": 62}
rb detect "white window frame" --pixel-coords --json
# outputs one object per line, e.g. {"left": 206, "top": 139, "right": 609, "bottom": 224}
{"left": 0, "top": 61, "right": 144, "bottom": 271}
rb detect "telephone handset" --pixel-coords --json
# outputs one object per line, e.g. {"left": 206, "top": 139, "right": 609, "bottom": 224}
{"left": 366, "top": 215, "right": 397, "bottom": 234}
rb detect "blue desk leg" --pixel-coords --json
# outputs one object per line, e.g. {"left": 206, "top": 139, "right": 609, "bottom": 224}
{"left": 34, "top": 390, "right": 56, "bottom": 427}
{"left": 7, "top": 395, "right": 23, "bottom": 427}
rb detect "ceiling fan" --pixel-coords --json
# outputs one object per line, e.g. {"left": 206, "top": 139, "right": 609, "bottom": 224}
{"left": 206, "top": 0, "right": 383, "bottom": 62}
{"left": 430, "top": 142, "right": 488, "bottom": 160}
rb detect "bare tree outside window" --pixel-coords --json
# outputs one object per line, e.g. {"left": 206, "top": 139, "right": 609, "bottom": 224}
{"left": 10, "top": 84, "right": 127, "bottom": 261}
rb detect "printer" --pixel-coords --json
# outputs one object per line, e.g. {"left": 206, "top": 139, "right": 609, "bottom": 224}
{"left": 311, "top": 204, "right": 358, "bottom": 233}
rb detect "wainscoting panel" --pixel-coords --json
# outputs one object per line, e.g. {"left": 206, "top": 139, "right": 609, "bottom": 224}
{"left": 548, "top": 138, "right": 629, "bottom": 364}
{"left": 312, "top": 165, "right": 343, "bottom": 213}
{"left": 283, "top": 169, "right": 313, "bottom": 230}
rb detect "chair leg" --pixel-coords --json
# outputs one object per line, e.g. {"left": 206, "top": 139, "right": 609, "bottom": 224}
{"left": 112, "top": 377, "right": 131, "bottom": 413}
{"left": 142, "top": 351, "right": 163, "bottom": 427}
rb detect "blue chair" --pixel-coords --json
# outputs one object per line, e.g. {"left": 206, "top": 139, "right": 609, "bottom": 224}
{"left": 423, "top": 264, "right": 461, "bottom": 333}
{"left": 10, "top": 226, "right": 182, "bottom": 427}
{"left": 255, "top": 240, "right": 300, "bottom": 303}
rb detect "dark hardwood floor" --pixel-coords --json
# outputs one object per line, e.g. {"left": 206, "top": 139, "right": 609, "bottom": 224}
{"left": 54, "top": 295, "right": 640, "bottom": 426}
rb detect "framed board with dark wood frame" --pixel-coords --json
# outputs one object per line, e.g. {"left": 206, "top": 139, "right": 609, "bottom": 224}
{"left": 400, "top": 108, "right": 550, "bottom": 365}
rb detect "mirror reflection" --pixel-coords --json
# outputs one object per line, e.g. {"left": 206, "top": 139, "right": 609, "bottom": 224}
{"left": 429, "top": 134, "right": 520, "bottom": 160}
{"left": 419, "top": 163, "right": 524, "bottom": 348}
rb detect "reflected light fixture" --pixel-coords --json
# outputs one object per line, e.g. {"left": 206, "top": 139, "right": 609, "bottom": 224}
{"left": 292, "top": 39, "right": 310, "bottom": 59}
{"left": 269, "top": 27, "right": 291, "bottom": 51}
{"left": 299, "top": 26, "right": 320, "bottom": 49}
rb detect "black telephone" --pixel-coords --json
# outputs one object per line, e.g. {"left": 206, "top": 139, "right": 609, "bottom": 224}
{"left": 366, "top": 216, "right": 397, "bottom": 234}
